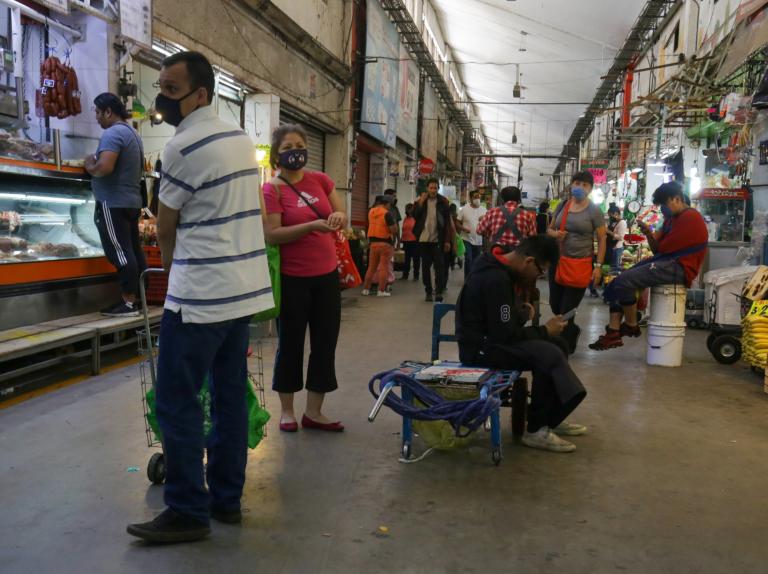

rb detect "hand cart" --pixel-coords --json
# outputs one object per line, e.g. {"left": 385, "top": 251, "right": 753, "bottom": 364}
{"left": 136, "top": 268, "right": 267, "bottom": 485}
{"left": 368, "top": 362, "right": 519, "bottom": 466}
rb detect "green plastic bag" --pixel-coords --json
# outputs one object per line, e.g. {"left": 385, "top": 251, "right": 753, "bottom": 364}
{"left": 455, "top": 235, "right": 466, "bottom": 258}
{"left": 412, "top": 386, "right": 475, "bottom": 450}
{"left": 252, "top": 243, "right": 281, "bottom": 322}
{"left": 145, "top": 376, "right": 270, "bottom": 449}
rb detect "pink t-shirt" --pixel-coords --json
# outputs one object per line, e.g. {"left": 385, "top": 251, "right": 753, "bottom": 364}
{"left": 263, "top": 171, "right": 337, "bottom": 278}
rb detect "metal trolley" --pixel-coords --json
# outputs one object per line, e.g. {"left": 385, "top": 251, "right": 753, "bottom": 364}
{"left": 136, "top": 268, "right": 267, "bottom": 485}
{"left": 368, "top": 362, "right": 519, "bottom": 466}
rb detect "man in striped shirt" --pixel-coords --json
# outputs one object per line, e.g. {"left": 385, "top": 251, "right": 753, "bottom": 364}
{"left": 127, "top": 52, "right": 272, "bottom": 543}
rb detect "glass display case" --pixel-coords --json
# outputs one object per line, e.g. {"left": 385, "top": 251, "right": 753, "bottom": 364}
{"left": 0, "top": 162, "right": 103, "bottom": 264}
{"left": 695, "top": 188, "right": 748, "bottom": 243}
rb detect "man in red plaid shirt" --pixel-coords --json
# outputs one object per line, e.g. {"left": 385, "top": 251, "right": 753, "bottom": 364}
{"left": 477, "top": 186, "right": 537, "bottom": 251}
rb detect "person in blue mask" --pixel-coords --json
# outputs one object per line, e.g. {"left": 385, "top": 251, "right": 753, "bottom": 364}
{"left": 547, "top": 171, "right": 607, "bottom": 354}
{"left": 590, "top": 181, "right": 708, "bottom": 351}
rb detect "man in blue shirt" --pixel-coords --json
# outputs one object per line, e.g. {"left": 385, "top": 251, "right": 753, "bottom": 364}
{"left": 85, "top": 93, "right": 146, "bottom": 316}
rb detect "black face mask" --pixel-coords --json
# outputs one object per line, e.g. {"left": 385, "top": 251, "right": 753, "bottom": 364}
{"left": 155, "top": 89, "right": 198, "bottom": 127}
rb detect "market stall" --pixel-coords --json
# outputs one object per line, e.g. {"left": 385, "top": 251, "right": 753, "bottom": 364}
{"left": 0, "top": 157, "right": 118, "bottom": 331}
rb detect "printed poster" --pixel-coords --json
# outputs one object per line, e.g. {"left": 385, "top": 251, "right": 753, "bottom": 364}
{"left": 397, "top": 45, "right": 419, "bottom": 148}
{"left": 362, "top": 1, "right": 400, "bottom": 147}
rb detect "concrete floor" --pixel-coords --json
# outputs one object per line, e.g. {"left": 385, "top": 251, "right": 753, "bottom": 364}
{"left": 2, "top": 270, "right": 767, "bottom": 574}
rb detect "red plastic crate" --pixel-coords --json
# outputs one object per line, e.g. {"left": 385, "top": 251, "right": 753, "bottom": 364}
{"left": 142, "top": 246, "right": 168, "bottom": 305}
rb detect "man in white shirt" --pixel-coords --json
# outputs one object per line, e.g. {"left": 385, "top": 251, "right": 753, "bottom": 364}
{"left": 457, "top": 190, "right": 487, "bottom": 280}
{"left": 607, "top": 205, "right": 628, "bottom": 274}
{"left": 127, "top": 51, "right": 271, "bottom": 544}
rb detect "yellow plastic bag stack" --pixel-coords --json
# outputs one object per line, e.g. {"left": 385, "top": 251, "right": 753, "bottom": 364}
{"left": 742, "top": 300, "right": 768, "bottom": 369}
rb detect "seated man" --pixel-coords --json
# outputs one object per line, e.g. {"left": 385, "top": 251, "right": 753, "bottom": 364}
{"left": 456, "top": 236, "right": 588, "bottom": 453}
{"left": 589, "top": 181, "right": 708, "bottom": 351}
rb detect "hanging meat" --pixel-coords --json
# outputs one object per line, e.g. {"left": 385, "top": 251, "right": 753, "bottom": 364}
{"left": 39, "top": 56, "right": 82, "bottom": 120}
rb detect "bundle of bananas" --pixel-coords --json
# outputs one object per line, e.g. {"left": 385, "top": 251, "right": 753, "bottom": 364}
{"left": 742, "top": 304, "right": 768, "bottom": 368}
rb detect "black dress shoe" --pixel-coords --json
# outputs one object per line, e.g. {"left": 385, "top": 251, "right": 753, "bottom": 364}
{"left": 127, "top": 508, "right": 210, "bottom": 543}
{"left": 425, "top": 293, "right": 434, "bottom": 302}
{"left": 211, "top": 507, "right": 242, "bottom": 524}
{"left": 435, "top": 292, "right": 444, "bottom": 303}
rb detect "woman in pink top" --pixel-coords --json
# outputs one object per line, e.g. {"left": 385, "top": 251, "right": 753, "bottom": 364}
{"left": 262, "top": 124, "right": 347, "bottom": 433}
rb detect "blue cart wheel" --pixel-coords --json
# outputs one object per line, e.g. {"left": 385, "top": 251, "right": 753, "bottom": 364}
{"left": 491, "top": 448, "right": 502, "bottom": 466}
{"left": 402, "top": 443, "right": 412, "bottom": 460}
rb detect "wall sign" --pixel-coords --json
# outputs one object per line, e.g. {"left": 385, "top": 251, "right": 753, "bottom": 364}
{"left": 361, "top": 1, "right": 399, "bottom": 147}
{"left": 421, "top": 86, "right": 439, "bottom": 161}
{"left": 700, "top": 188, "right": 749, "bottom": 200}
{"left": 397, "top": 45, "right": 419, "bottom": 149}
{"left": 419, "top": 158, "right": 435, "bottom": 175}
{"left": 120, "top": 0, "right": 153, "bottom": 49}
{"left": 583, "top": 161, "right": 609, "bottom": 185}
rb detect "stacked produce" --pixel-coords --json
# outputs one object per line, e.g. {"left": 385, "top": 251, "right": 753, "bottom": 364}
{"left": 742, "top": 301, "right": 768, "bottom": 369}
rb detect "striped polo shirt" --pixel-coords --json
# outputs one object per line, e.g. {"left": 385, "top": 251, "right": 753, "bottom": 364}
{"left": 159, "top": 105, "right": 271, "bottom": 324}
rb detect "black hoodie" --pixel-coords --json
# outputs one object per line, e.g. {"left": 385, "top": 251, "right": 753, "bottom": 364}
{"left": 455, "top": 253, "right": 549, "bottom": 364}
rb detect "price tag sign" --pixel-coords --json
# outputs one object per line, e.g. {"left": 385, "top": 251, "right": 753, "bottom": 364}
{"left": 748, "top": 300, "right": 768, "bottom": 317}
{"left": 120, "top": 0, "right": 153, "bottom": 49}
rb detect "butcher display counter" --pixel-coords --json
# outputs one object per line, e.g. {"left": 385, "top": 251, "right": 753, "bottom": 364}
{"left": 0, "top": 159, "right": 119, "bottom": 330}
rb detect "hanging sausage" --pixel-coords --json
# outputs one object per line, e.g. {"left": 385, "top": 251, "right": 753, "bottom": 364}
{"left": 39, "top": 56, "right": 82, "bottom": 119}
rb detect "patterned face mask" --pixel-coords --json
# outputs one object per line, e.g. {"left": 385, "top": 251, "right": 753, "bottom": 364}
{"left": 278, "top": 149, "right": 308, "bottom": 170}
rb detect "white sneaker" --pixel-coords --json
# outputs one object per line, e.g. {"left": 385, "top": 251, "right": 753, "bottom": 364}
{"left": 553, "top": 422, "right": 587, "bottom": 436}
{"left": 361, "top": 289, "right": 371, "bottom": 296}
{"left": 377, "top": 291, "right": 391, "bottom": 297}
{"left": 521, "top": 427, "right": 576, "bottom": 453}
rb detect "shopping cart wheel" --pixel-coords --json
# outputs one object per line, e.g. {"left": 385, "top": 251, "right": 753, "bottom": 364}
{"left": 147, "top": 452, "right": 166, "bottom": 485}
{"left": 706, "top": 333, "right": 717, "bottom": 352}
{"left": 402, "top": 443, "right": 412, "bottom": 460}
{"left": 491, "top": 447, "right": 502, "bottom": 466}
{"left": 710, "top": 335, "right": 741, "bottom": 365}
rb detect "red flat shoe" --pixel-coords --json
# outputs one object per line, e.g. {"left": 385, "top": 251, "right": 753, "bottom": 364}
{"left": 301, "top": 415, "right": 345, "bottom": 432}
{"left": 279, "top": 421, "right": 298, "bottom": 432}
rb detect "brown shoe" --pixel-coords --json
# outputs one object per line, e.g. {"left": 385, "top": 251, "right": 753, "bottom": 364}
{"left": 620, "top": 323, "right": 642, "bottom": 338}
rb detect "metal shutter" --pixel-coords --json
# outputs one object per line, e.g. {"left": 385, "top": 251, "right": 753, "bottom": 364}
{"left": 351, "top": 150, "right": 370, "bottom": 227}
{"left": 279, "top": 113, "right": 325, "bottom": 172}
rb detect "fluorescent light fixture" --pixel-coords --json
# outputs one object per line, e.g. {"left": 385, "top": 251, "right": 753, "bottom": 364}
{"left": 690, "top": 175, "right": 702, "bottom": 197}
{"left": 0, "top": 192, "right": 86, "bottom": 205}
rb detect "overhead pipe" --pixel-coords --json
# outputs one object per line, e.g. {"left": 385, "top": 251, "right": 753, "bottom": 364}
{"left": 0, "top": 0, "right": 82, "bottom": 39}
{"left": 619, "top": 60, "right": 635, "bottom": 173}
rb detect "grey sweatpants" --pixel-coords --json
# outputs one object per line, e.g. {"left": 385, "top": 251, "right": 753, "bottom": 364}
{"left": 607, "top": 259, "right": 686, "bottom": 312}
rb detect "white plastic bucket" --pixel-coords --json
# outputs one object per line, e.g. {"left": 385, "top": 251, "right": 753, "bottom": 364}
{"left": 648, "top": 284, "right": 687, "bottom": 327}
{"left": 646, "top": 323, "right": 686, "bottom": 367}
